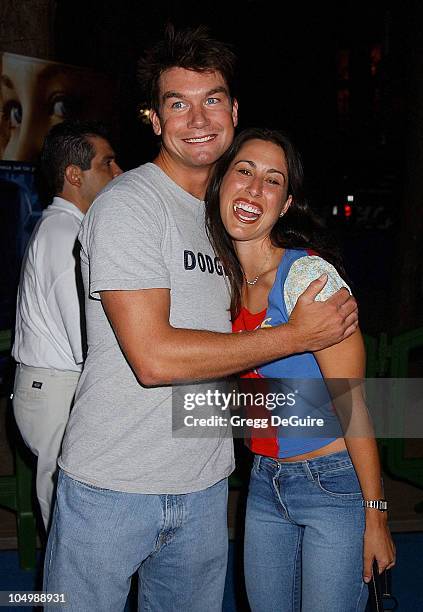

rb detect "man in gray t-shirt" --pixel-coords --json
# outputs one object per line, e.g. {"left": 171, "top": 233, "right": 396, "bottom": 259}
{"left": 60, "top": 162, "right": 234, "bottom": 494}
{"left": 44, "top": 26, "right": 358, "bottom": 612}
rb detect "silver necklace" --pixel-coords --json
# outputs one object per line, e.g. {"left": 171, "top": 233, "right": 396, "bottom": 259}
{"left": 243, "top": 251, "right": 271, "bottom": 286}
{"left": 244, "top": 275, "right": 262, "bottom": 286}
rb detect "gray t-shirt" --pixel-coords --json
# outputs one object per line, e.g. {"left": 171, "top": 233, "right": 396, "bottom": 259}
{"left": 59, "top": 163, "right": 234, "bottom": 493}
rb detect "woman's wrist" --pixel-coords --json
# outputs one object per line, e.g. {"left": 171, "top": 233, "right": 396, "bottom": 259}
{"left": 364, "top": 507, "right": 389, "bottom": 525}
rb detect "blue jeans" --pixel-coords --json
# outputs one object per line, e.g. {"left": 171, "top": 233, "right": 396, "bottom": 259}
{"left": 44, "top": 470, "right": 228, "bottom": 611}
{"left": 244, "top": 451, "right": 368, "bottom": 612}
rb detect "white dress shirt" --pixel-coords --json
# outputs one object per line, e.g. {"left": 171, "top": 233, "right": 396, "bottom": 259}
{"left": 13, "top": 197, "right": 84, "bottom": 372}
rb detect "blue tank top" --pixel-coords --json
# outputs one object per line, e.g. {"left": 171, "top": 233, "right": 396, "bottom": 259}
{"left": 257, "top": 249, "right": 342, "bottom": 458}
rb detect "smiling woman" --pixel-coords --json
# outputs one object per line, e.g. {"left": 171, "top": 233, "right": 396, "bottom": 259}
{"left": 0, "top": 53, "right": 116, "bottom": 162}
{"left": 206, "top": 127, "right": 347, "bottom": 316}
{"left": 205, "top": 127, "right": 395, "bottom": 612}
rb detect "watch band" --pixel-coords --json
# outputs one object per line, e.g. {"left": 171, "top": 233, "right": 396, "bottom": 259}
{"left": 362, "top": 499, "right": 388, "bottom": 512}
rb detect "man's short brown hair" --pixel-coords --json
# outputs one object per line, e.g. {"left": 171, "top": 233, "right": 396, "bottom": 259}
{"left": 137, "top": 24, "right": 237, "bottom": 112}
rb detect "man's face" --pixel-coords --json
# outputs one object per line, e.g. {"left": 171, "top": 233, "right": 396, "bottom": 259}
{"left": 150, "top": 67, "right": 238, "bottom": 172}
{"left": 79, "top": 136, "right": 122, "bottom": 210}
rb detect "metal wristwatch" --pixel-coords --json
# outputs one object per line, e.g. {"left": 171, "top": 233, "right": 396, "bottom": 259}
{"left": 362, "top": 499, "right": 388, "bottom": 512}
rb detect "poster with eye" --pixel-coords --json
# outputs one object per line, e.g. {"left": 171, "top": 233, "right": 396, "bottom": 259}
{"left": 0, "top": 53, "right": 117, "bottom": 381}
{"left": 0, "top": 52, "right": 116, "bottom": 162}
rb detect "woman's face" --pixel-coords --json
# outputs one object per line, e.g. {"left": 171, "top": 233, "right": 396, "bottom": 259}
{"left": 219, "top": 139, "right": 292, "bottom": 245}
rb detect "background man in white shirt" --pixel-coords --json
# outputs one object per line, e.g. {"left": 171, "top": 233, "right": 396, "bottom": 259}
{"left": 12, "top": 120, "right": 122, "bottom": 530}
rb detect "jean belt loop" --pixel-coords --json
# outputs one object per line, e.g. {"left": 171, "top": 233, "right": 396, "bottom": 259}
{"left": 303, "top": 460, "right": 314, "bottom": 481}
{"left": 274, "top": 458, "right": 282, "bottom": 478}
{"left": 254, "top": 455, "right": 262, "bottom": 472}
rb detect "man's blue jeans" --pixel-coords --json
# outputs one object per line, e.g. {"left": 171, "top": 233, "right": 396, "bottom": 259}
{"left": 43, "top": 470, "right": 228, "bottom": 611}
{"left": 244, "top": 451, "right": 368, "bottom": 612}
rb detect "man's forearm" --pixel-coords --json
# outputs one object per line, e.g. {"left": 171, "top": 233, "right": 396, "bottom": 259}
{"left": 133, "top": 324, "right": 299, "bottom": 385}
{"left": 101, "top": 283, "right": 357, "bottom": 386}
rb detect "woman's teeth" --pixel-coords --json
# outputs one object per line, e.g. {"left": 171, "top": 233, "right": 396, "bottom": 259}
{"left": 233, "top": 202, "right": 262, "bottom": 221}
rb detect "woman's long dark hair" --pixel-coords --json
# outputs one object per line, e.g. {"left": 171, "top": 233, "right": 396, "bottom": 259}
{"left": 205, "top": 127, "right": 347, "bottom": 319}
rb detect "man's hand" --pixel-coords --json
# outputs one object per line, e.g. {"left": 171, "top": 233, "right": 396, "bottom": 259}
{"left": 287, "top": 274, "right": 358, "bottom": 353}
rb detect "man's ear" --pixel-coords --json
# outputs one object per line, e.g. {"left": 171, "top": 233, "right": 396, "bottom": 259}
{"left": 64, "top": 164, "right": 82, "bottom": 188}
{"left": 150, "top": 110, "right": 162, "bottom": 136}
{"left": 232, "top": 98, "right": 239, "bottom": 128}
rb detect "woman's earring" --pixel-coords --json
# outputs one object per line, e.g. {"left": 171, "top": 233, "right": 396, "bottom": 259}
{"left": 279, "top": 211, "right": 285, "bottom": 218}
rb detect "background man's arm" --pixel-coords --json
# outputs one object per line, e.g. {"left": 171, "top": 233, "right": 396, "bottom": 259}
{"left": 100, "top": 275, "right": 358, "bottom": 385}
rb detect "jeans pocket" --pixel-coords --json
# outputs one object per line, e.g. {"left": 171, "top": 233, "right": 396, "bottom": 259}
{"left": 316, "top": 465, "right": 363, "bottom": 498}
{"left": 68, "top": 475, "right": 109, "bottom": 493}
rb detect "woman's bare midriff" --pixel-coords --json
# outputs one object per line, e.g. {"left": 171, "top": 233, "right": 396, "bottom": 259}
{"left": 277, "top": 437, "right": 347, "bottom": 462}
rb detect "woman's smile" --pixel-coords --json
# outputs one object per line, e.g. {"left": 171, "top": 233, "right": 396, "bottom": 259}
{"left": 233, "top": 199, "right": 263, "bottom": 223}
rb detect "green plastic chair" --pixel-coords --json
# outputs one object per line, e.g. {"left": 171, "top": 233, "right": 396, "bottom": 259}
{"left": 0, "top": 329, "right": 37, "bottom": 570}
{"left": 385, "top": 328, "right": 423, "bottom": 494}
